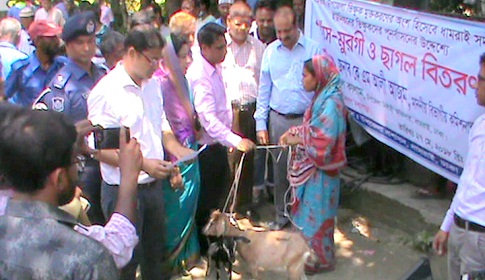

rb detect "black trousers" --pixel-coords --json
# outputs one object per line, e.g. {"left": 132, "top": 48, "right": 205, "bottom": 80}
{"left": 228, "top": 102, "right": 256, "bottom": 210}
{"left": 196, "top": 144, "right": 230, "bottom": 254}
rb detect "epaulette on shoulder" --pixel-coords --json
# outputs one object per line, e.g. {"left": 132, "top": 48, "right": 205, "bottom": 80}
{"left": 11, "top": 57, "right": 29, "bottom": 71}
{"left": 52, "top": 71, "right": 72, "bottom": 90}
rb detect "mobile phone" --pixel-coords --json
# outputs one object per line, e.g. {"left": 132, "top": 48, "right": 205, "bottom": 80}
{"left": 94, "top": 126, "right": 130, "bottom": 149}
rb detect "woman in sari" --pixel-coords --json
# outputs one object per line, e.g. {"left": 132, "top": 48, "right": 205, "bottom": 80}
{"left": 279, "top": 54, "right": 347, "bottom": 274}
{"left": 155, "top": 33, "right": 200, "bottom": 275}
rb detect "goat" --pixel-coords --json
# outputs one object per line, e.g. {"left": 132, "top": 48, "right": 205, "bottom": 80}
{"left": 203, "top": 210, "right": 312, "bottom": 280}
{"left": 206, "top": 235, "right": 250, "bottom": 280}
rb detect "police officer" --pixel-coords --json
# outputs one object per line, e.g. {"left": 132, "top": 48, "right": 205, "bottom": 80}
{"left": 33, "top": 11, "right": 107, "bottom": 225}
{"left": 6, "top": 20, "right": 66, "bottom": 107}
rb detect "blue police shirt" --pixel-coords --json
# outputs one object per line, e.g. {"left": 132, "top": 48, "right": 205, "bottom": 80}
{"left": 6, "top": 53, "right": 67, "bottom": 107}
{"left": 33, "top": 58, "right": 107, "bottom": 123}
{"left": 0, "top": 42, "right": 28, "bottom": 80}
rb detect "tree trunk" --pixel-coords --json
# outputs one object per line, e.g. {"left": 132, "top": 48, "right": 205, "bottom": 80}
{"left": 110, "top": 0, "right": 128, "bottom": 31}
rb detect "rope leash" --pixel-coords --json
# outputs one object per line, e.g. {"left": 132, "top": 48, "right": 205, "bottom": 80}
{"left": 223, "top": 152, "right": 246, "bottom": 216}
{"left": 221, "top": 145, "right": 303, "bottom": 231}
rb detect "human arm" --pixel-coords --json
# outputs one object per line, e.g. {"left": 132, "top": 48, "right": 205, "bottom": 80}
{"left": 254, "top": 48, "right": 272, "bottom": 133}
{"left": 162, "top": 129, "right": 195, "bottom": 161}
{"left": 432, "top": 198, "right": 457, "bottom": 256}
{"left": 192, "top": 75, "right": 242, "bottom": 148}
{"left": 4, "top": 61, "right": 22, "bottom": 100}
{"left": 73, "top": 127, "right": 140, "bottom": 269}
{"left": 279, "top": 130, "right": 303, "bottom": 146}
{"left": 298, "top": 97, "right": 346, "bottom": 169}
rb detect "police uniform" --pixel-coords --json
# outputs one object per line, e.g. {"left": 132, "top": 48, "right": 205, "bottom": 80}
{"left": 6, "top": 54, "right": 67, "bottom": 107}
{"left": 33, "top": 58, "right": 106, "bottom": 123}
{"left": 33, "top": 12, "right": 108, "bottom": 225}
{"left": 33, "top": 12, "right": 107, "bottom": 124}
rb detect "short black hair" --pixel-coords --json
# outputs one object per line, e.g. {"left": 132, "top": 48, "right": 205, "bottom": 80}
{"left": 480, "top": 53, "right": 485, "bottom": 65}
{"left": 100, "top": 30, "right": 125, "bottom": 56}
{"left": 125, "top": 27, "right": 165, "bottom": 52}
{"left": 171, "top": 33, "right": 189, "bottom": 55}
{"left": 256, "top": 0, "right": 277, "bottom": 11}
{"left": 197, "top": 22, "right": 226, "bottom": 47}
{"left": 0, "top": 107, "right": 77, "bottom": 193}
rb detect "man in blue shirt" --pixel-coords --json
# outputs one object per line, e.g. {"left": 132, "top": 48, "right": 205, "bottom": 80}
{"left": 6, "top": 20, "right": 66, "bottom": 107}
{"left": 33, "top": 11, "right": 107, "bottom": 226}
{"left": 0, "top": 17, "right": 28, "bottom": 101}
{"left": 254, "top": 5, "right": 322, "bottom": 230}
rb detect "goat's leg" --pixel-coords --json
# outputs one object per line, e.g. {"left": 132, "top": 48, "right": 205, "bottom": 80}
{"left": 287, "top": 255, "right": 306, "bottom": 280}
{"left": 249, "top": 263, "right": 259, "bottom": 280}
{"left": 227, "top": 261, "right": 232, "bottom": 280}
{"left": 216, "top": 259, "right": 221, "bottom": 280}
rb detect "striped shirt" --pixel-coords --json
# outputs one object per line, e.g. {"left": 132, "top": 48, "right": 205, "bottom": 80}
{"left": 221, "top": 33, "right": 265, "bottom": 105}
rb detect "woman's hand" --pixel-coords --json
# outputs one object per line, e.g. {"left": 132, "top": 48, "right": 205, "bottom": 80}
{"left": 279, "top": 131, "right": 303, "bottom": 146}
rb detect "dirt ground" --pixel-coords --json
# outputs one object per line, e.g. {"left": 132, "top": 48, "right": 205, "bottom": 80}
{"left": 164, "top": 203, "right": 447, "bottom": 280}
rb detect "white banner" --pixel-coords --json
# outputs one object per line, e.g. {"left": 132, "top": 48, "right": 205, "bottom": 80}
{"left": 306, "top": 0, "right": 485, "bottom": 182}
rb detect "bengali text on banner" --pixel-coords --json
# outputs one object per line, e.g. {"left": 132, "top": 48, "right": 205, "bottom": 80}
{"left": 306, "top": 0, "right": 485, "bottom": 182}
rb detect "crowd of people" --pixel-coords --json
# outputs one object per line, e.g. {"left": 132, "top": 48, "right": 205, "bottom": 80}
{"left": 0, "top": 0, "right": 484, "bottom": 279}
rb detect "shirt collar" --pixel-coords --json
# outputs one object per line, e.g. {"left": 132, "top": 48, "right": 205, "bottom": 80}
{"left": 0, "top": 41, "right": 17, "bottom": 49}
{"left": 200, "top": 54, "right": 220, "bottom": 76}
{"left": 29, "top": 51, "right": 41, "bottom": 71}
{"left": 276, "top": 30, "right": 305, "bottom": 50}
{"left": 6, "top": 199, "right": 78, "bottom": 227}
{"left": 225, "top": 33, "right": 252, "bottom": 47}
{"left": 65, "top": 58, "right": 91, "bottom": 80}
{"left": 113, "top": 61, "right": 143, "bottom": 89}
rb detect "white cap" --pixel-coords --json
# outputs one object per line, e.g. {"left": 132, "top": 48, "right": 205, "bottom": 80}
{"left": 218, "top": 0, "right": 234, "bottom": 4}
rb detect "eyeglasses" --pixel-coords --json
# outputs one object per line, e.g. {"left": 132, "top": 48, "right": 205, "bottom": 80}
{"left": 138, "top": 51, "right": 162, "bottom": 66}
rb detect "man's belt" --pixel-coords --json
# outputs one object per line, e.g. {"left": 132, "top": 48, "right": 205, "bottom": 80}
{"left": 138, "top": 180, "right": 159, "bottom": 188}
{"left": 270, "top": 108, "right": 304, "bottom": 119}
{"left": 454, "top": 214, "right": 485, "bottom": 233}
{"left": 231, "top": 101, "right": 256, "bottom": 112}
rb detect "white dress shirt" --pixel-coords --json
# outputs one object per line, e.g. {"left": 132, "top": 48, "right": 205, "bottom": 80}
{"left": 88, "top": 62, "right": 171, "bottom": 185}
{"left": 441, "top": 114, "right": 485, "bottom": 231}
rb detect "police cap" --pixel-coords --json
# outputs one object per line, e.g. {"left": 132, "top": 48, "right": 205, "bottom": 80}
{"left": 62, "top": 11, "right": 97, "bottom": 43}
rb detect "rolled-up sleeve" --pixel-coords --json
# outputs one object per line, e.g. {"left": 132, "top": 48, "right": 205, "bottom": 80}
{"left": 74, "top": 213, "right": 139, "bottom": 268}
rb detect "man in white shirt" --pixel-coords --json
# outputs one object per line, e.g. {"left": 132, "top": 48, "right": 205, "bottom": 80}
{"left": 88, "top": 28, "right": 193, "bottom": 280}
{"left": 433, "top": 53, "right": 485, "bottom": 279}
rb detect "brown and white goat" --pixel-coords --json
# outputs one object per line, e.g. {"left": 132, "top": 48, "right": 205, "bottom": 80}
{"left": 203, "top": 210, "right": 312, "bottom": 280}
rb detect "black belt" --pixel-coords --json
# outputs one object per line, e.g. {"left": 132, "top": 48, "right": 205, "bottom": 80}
{"left": 138, "top": 180, "right": 159, "bottom": 188}
{"left": 454, "top": 214, "right": 485, "bottom": 233}
{"left": 231, "top": 101, "right": 256, "bottom": 112}
{"left": 270, "top": 108, "right": 304, "bottom": 119}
